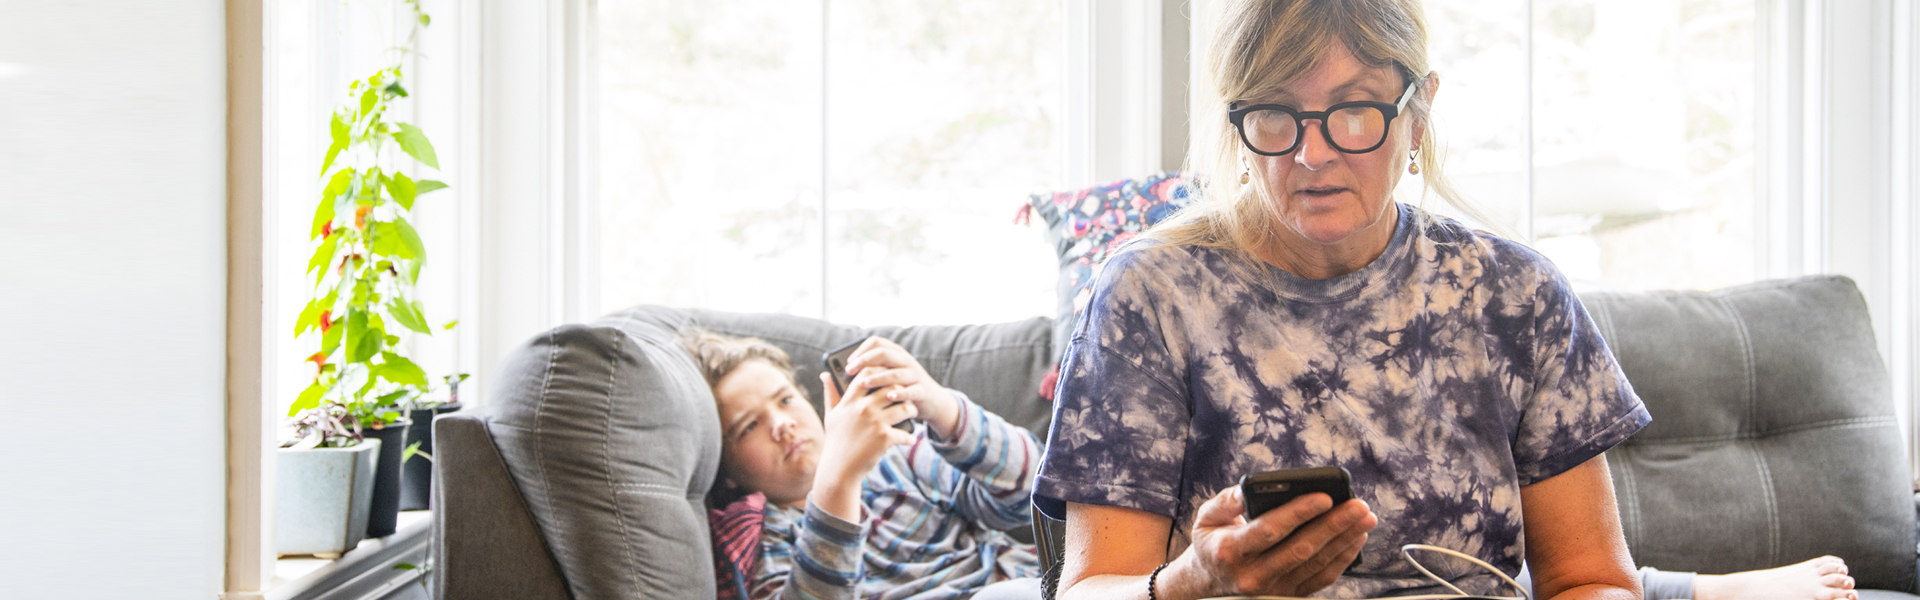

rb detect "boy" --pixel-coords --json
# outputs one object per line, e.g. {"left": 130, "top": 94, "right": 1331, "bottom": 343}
{"left": 683, "top": 331, "right": 1043, "bottom": 600}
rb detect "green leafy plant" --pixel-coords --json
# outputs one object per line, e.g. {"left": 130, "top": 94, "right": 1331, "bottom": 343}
{"left": 288, "top": 1, "right": 449, "bottom": 445}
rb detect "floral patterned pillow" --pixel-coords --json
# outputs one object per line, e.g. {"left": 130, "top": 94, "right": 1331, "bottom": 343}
{"left": 1022, "top": 171, "right": 1195, "bottom": 372}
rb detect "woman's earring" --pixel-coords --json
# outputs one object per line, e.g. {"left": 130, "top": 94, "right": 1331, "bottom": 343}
{"left": 1240, "top": 169, "right": 1250, "bottom": 184}
{"left": 1408, "top": 149, "right": 1421, "bottom": 175}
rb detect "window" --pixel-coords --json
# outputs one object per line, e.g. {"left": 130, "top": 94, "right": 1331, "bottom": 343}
{"left": 595, "top": 0, "right": 1063, "bottom": 326}
{"left": 1421, "top": 0, "right": 1759, "bottom": 293}
{"left": 591, "top": 0, "right": 1915, "bottom": 472}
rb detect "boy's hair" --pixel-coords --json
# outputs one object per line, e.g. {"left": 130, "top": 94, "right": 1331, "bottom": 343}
{"left": 679, "top": 329, "right": 807, "bottom": 401}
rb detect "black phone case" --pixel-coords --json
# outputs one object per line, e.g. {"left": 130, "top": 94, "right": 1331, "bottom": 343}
{"left": 1239, "top": 465, "right": 1354, "bottom": 520}
{"left": 822, "top": 339, "right": 863, "bottom": 396}
{"left": 822, "top": 339, "right": 914, "bottom": 431}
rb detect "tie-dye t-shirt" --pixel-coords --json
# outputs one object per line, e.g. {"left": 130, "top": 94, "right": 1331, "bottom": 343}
{"left": 1033, "top": 202, "right": 1649, "bottom": 598}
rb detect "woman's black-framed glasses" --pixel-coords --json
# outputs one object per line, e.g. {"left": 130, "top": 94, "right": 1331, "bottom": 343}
{"left": 1228, "top": 76, "right": 1422, "bottom": 156}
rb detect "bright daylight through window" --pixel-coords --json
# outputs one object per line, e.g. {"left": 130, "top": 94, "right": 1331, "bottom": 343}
{"left": 1425, "top": 0, "right": 1756, "bottom": 293}
{"left": 597, "top": 0, "right": 1063, "bottom": 326}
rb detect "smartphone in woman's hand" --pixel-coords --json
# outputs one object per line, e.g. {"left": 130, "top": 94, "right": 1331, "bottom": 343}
{"left": 1239, "top": 465, "right": 1354, "bottom": 520}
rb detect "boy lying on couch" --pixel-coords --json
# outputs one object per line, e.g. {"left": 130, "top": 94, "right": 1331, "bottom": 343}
{"left": 683, "top": 331, "right": 1044, "bottom": 600}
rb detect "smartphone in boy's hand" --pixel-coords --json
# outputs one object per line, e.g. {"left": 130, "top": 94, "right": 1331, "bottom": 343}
{"left": 823, "top": 338, "right": 914, "bottom": 431}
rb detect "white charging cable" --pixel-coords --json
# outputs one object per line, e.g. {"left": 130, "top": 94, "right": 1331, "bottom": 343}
{"left": 1200, "top": 543, "right": 1532, "bottom": 600}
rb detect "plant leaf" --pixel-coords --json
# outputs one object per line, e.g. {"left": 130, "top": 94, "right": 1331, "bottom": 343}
{"left": 393, "top": 123, "right": 440, "bottom": 169}
{"left": 385, "top": 82, "right": 409, "bottom": 98}
{"left": 350, "top": 274, "right": 373, "bottom": 308}
{"left": 369, "top": 222, "right": 412, "bottom": 259}
{"left": 442, "top": 319, "right": 459, "bottom": 330}
{"left": 380, "top": 351, "right": 430, "bottom": 387}
{"left": 415, "top": 179, "right": 448, "bottom": 196}
{"left": 359, "top": 88, "right": 378, "bottom": 118}
{"left": 386, "top": 171, "right": 417, "bottom": 211}
{"left": 321, "top": 315, "right": 344, "bottom": 356}
{"left": 290, "top": 381, "right": 327, "bottom": 417}
{"left": 355, "top": 371, "right": 380, "bottom": 401}
{"left": 387, "top": 298, "right": 432, "bottom": 334}
{"left": 394, "top": 218, "right": 427, "bottom": 264}
{"left": 311, "top": 169, "right": 351, "bottom": 240}
{"left": 306, "top": 232, "right": 341, "bottom": 279}
{"left": 296, "top": 299, "right": 322, "bottom": 337}
{"left": 344, "top": 310, "right": 372, "bottom": 363}
{"left": 357, "top": 324, "right": 387, "bottom": 364}
{"left": 322, "top": 113, "right": 349, "bottom": 177}
{"left": 400, "top": 442, "right": 433, "bottom": 464}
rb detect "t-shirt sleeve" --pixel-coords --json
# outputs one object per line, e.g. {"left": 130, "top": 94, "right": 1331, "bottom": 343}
{"left": 1033, "top": 251, "right": 1192, "bottom": 521}
{"left": 1512, "top": 264, "right": 1650, "bottom": 485}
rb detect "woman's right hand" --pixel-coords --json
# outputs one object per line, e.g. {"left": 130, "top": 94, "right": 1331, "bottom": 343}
{"left": 1168, "top": 486, "right": 1377, "bottom": 598}
{"left": 808, "top": 371, "right": 917, "bottom": 519}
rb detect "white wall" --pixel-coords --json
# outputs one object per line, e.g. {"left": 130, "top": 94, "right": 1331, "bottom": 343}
{"left": 0, "top": 1, "right": 229, "bottom": 598}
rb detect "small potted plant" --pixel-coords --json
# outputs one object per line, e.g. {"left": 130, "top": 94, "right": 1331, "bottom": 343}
{"left": 276, "top": 400, "right": 381, "bottom": 557}
{"left": 399, "top": 372, "right": 467, "bottom": 511}
{"left": 287, "top": 1, "right": 447, "bottom": 539}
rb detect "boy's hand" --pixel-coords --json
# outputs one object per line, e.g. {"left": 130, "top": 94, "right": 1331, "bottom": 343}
{"left": 841, "top": 337, "right": 962, "bottom": 440}
{"left": 808, "top": 370, "right": 916, "bottom": 522}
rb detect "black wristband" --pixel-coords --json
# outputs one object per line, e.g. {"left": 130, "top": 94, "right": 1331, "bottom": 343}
{"left": 1147, "top": 562, "right": 1169, "bottom": 600}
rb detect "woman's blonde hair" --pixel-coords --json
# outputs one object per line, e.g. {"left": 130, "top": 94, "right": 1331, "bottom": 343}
{"left": 1150, "top": 0, "right": 1493, "bottom": 252}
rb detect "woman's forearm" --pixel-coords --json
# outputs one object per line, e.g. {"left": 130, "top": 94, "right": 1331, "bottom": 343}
{"left": 1060, "top": 531, "right": 1215, "bottom": 600}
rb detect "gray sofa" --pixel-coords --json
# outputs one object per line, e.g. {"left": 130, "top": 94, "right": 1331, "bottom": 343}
{"left": 431, "top": 274, "right": 1918, "bottom": 599}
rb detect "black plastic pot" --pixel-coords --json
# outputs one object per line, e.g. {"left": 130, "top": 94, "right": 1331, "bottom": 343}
{"left": 361, "top": 419, "right": 411, "bottom": 538}
{"left": 400, "top": 403, "right": 461, "bottom": 511}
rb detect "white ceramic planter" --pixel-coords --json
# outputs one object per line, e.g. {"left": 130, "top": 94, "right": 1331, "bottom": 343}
{"left": 275, "top": 439, "right": 380, "bottom": 556}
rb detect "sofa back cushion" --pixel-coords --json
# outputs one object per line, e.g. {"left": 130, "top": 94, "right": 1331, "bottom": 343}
{"left": 607, "top": 305, "right": 1057, "bottom": 439}
{"left": 482, "top": 318, "right": 724, "bottom": 600}
{"left": 1585, "top": 275, "right": 1915, "bottom": 592}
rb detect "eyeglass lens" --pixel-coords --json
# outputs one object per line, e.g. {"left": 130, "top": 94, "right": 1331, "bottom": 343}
{"left": 1243, "top": 106, "right": 1389, "bottom": 154}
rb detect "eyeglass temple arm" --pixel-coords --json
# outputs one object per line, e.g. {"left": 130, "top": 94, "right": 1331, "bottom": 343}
{"left": 1395, "top": 73, "right": 1428, "bottom": 109}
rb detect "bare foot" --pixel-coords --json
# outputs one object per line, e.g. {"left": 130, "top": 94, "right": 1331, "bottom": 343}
{"left": 1692, "top": 556, "right": 1857, "bottom": 600}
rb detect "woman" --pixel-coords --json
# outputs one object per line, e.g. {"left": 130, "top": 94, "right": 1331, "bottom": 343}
{"left": 1032, "top": 1, "right": 1648, "bottom": 598}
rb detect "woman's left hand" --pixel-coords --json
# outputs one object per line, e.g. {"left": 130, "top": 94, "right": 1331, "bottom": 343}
{"left": 840, "top": 337, "right": 962, "bottom": 440}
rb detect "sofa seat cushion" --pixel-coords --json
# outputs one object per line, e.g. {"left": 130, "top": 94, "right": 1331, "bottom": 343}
{"left": 1585, "top": 275, "right": 1916, "bottom": 593}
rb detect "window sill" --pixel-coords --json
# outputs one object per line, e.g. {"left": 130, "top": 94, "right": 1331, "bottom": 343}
{"left": 266, "top": 510, "right": 433, "bottom": 600}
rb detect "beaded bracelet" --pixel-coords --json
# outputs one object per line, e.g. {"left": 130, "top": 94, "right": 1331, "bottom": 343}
{"left": 1147, "top": 562, "right": 1169, "bottom": 600}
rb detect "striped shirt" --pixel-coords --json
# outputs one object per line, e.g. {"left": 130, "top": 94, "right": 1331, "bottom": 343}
{"left": 752, "top": 390, "right": 1043, "bottom": 600}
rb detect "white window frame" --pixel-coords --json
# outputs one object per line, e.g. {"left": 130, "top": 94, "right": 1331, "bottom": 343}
{"left": 1065, "top": 0, "right": 1191, "bottom": 184}
{"left": 224, "top": 0, "right": 489, "bottom": 596}
{"left": 1785, "top": 0, "right": 1917, "bottom": 480}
